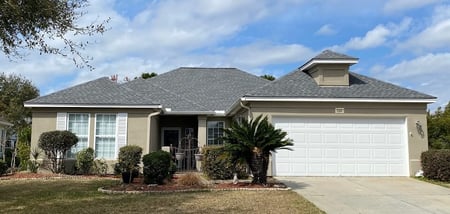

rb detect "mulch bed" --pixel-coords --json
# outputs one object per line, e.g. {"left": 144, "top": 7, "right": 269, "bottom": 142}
{"left": 1, "top": 172, "right": 289, "bottom": 192}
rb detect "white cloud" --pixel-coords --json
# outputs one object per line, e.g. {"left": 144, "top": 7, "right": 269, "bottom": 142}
{"left": 225, "top": 42, "right": 314, "bottom": 67}
{"left": 397, "top": 6, "right": 450, "bottom": 53}
{"left": 332, "top": 18, "right": 411, "bottom": 51}
{"left": 383, "top": 0, "right": 441, "bottom": 13}
{"left": 373, "top": 52, "right": 450, "bottom": 110}
{"left": 315, "top": 24, "right": 337, "bottom": 35}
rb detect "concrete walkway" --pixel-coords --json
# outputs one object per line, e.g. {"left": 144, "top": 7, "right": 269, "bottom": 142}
{"left": 277, "top": 177, "right": 450, "bottom": 214}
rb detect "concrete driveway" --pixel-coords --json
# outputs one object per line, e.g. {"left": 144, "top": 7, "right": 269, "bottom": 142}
{"left": 276, "top": 177, "right": 450, "bottom": 214}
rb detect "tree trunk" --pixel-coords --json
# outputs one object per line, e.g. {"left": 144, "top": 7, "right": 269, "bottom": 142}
{"left": 248, "top": 151, "right": 269, "bottom": 184}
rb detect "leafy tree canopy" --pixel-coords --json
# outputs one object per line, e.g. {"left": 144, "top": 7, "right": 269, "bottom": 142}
{"left": 260, "top": 74, "right": 276, "bottom": 81}
{"left": 0, "top": 0, "right": 109, "bottom": 69}
{"left": 0, "top": 73, "right": 39, "bottom": 132}
{"left": 427, "top": 102, "right": 450, "bottom": 149}
{"left": 141, "top": 72, "right": 157, "bottom": 79}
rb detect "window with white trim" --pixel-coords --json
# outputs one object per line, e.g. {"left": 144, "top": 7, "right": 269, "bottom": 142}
{"left": 95, "top": 114, "right": 116, "bottom": 159}
{"left": 207, "top": 121, "right": 224, "bottom": 145}
{"left": 67, "top": 113, "right": 89, "bottom": 158}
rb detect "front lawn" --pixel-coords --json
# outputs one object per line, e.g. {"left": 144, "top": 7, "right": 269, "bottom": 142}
{"left": 415, "top": 177, "right": 450, "bottom": 188}
{"left": 0, "top": 179, "right": 324, "bottom": 214}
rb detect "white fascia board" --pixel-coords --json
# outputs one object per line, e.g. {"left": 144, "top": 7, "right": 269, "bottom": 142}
{"left": 300, "top": 59, "right": 359, "bottom": 71}
{"left": 23, "top": 103, "right": 163, "bottom": 109}
{"left": 162, "top": 110, "right": 226, "bottom": 116}
{"left": 241, "top": 97, "right": 437, "bottom": 103}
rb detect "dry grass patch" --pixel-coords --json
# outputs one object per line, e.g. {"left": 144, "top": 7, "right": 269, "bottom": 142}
{"left": 0, "top": 178, "right": 323, "bottom": 214}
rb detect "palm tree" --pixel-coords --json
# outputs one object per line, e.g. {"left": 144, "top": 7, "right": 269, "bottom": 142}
{"left": 223, "top": 115, "right": 293, "bottom": 184}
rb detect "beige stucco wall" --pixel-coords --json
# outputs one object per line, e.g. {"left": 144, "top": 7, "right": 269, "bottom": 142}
{"left": 247, "top": 101, "right": 430, "bottom": 176}
{"left": 30, "top": 108, "right": 159, "bottom": 162}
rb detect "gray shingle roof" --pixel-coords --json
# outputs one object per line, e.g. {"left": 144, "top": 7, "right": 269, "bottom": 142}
{"left": 313, "top": 50, "right": 358, "bottom": 60}
{"left": 246, "top": 69, "right": 436, "bottom": 99}
{"left": 25, "top": 77, "right": 159, "bottom": 106}
{"left": 124, "top": 67, "right": 269, "bottom": 112}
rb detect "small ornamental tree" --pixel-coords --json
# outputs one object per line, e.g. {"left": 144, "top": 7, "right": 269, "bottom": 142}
{"left": 38, "top": 130, "right": 78, "bottom": 173}
{"left": 223, "top": 115, "right": 293, "bottom": 184}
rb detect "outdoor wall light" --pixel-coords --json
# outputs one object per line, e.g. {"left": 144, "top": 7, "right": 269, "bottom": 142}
{"left": 416, "top": 121, "right": 425, "bottom": 138}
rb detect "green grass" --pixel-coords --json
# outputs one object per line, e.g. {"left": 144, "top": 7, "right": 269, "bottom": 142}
{"left": 0, "top": 179, "right": 324, "bottom": 214}
{"left": 415, "top": 177, "right": 450, "bottom": 188}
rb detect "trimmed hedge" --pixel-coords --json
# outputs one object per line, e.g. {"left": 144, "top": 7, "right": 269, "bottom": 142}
{"left": 202, "top": 146, "right": 248, "bottom": 180}
{"left": 421, "top": 149, "right": 450, "bottom": 182}
{"left": 143, "top": 150, "right": 172, "bottom": 184}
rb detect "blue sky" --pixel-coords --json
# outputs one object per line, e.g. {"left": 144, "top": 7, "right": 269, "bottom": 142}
{"left": 1, "top": 0, "right": 449, "bottom": 110}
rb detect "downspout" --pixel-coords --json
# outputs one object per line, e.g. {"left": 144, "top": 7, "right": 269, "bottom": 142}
{"left": 240, "top": 102, "right": 252, "bottom": 120}
{"left": 146, "top": 111, "right": 161, "bottom": 154}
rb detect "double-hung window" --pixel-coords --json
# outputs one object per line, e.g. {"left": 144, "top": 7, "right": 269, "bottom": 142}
{"left": 95, "top": 114, "right": 117, "bottom": 159}
{"left": 207, "top": 121, "right": 224, "bottom": 145}
{"left": 67, "top": 113, "right": 89, "bottom": 158}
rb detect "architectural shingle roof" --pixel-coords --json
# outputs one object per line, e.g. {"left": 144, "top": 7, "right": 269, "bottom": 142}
{"left": 312, "top": 50, "right": 358, "bottom": 60}
{"left": 25, "top": 51, "right": 435, "bottom": 113}
{"left": 124, "top": 67, "right": 269, "bottom": 112}
{"left": 246, "top": 69, "right": 435, "bottom": 99}
{"left": 25, "top": 77, "right": 159, "bottom": 106}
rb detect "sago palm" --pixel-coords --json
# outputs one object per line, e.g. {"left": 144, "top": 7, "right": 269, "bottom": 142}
{"left": 223, "top": 115, "right": 293, "bottom": 184}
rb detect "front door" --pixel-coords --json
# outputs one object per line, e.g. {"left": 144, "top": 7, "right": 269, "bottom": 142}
{"left": 161, "top": 128, "right": 181, "bottom": 148}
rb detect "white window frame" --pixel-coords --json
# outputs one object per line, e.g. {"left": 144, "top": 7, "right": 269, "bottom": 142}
{"left": 64, "top": 113, "right": 90, "bottom": 158}
{"left": 94, "top": 113, "right": 117, "bottom": 160}
{"left": 207, "top": 121, "right": 225, "bottom": 145}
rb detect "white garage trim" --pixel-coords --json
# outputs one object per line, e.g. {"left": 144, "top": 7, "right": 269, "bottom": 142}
{"left": 272, "top": 116, "right": 409, "bottom": 176}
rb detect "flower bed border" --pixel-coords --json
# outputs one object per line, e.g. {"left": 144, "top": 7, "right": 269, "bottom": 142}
{"left": 97, "top": 186, "right": 291, "bottom": 194}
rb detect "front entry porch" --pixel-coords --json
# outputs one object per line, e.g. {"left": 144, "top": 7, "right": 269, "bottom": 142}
{"left": 156, "top": 115, "right": 207, "bottom": 171}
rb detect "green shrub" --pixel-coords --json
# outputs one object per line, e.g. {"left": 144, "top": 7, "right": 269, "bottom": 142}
{"left": 202, "top": 146, "right": 248, "bottom": 180}
{"left": 76, "top": 148, "right": 94, "bottom": 174}
{"left": 117, "top": 145, "right": 142, "bottom": 173}
{"left": 421, "top": 149, "right": 450, "bottom": 182}
{"left": 17, "top": 141, "right": 31, "bottom": 171}
{"left": 0, "top": 160, "right": 7, "bottom": 175}
{"left": 93, "top": 158, "right": 109, "bottom": 176}
{"left": 143, "top": 150, "right": 172, "bottom": 184}
{"left": 27, "top": 148, "right": 41, "bottom": 173}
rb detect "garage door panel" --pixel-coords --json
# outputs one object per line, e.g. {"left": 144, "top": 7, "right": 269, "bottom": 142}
{"left": 273, "top": 117, "right": 408, "bottom": 176}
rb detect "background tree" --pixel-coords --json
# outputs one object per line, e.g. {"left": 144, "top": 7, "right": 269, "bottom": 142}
{"left": 427, "top": 102, "right": 450, "bottom": 149}
{"left": 223, "top": 115, "right": 293, "bottom": 184}
{"left": 0, "top": 73, "right": 38, "bottom": 162}
{"left": 38, "top": 130, "right": 78, "bottom": 173}
{"left": 141, "top": 72, "right": 158, "bottom": 79}
{"left": 0, "top": 0, "right": 109, "bottom": 69}
{"left": 260, "top": 74, "right": 276, "bottom": 81}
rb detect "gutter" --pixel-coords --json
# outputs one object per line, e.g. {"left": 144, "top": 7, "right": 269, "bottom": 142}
{"left": 241, "top": 97, "right": 437, "bottom": 103}
{"left": 240, "top": 102, "right": 252, "bottom": 120}
{"left": 24, "top": 103, "right": 163, "bottom": 109}
{"left": 146, "top": 111, "right": 161, "bottom": 154}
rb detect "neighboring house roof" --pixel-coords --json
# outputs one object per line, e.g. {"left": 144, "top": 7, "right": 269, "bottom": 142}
{"left": 245, "top": 70, "right": 435, "bottom": 100}
{"left": 24, "top": 77, "right": 161, "bottom": 108}
{"left": 0, "top": 117, "right": 12, "bottom": 126}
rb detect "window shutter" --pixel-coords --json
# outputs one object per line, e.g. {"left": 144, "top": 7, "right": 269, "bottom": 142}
{"left": 56, "top": 112, "right": 67, "bottom": 130}
{"left": 116, "top": 113, "right": 128, "bottom": 158}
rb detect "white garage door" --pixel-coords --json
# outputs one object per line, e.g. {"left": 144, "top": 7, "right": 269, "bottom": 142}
{"left": 273, "top": 117, "right": 408, "bottom": 176}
